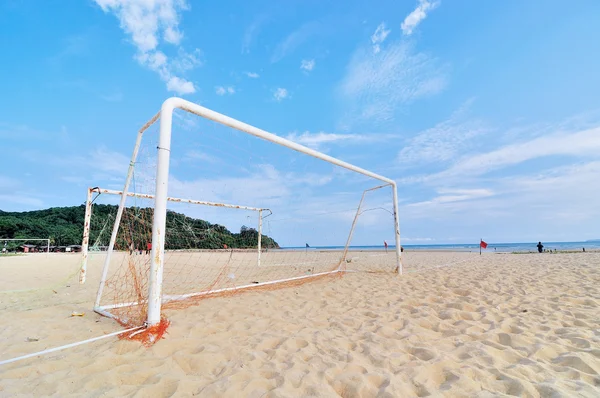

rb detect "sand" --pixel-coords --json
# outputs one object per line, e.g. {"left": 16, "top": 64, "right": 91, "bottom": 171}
{"left": 1, "top": 250, "right": 599, "bottom": 397}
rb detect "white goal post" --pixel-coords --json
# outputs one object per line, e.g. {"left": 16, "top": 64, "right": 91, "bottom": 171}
{"left": 99, "top": 97, "right": 402, "bottom": 329}
{"left": 79, "top": 187, "right": 270, "bottom": 284}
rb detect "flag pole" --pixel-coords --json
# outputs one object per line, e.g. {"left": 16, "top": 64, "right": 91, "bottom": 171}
{"left": 480, "top": 238, "right": 482, "bottom": 256}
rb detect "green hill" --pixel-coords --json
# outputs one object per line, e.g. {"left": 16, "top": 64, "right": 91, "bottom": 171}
{"left": 0, "top": 205, "right": 279, "bottom": 250}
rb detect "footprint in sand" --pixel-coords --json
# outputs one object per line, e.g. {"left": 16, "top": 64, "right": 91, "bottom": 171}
{"left": 553, "top": 355, "right": 598, "bottom": 375}
{"left": 407, "top": 346, "right": 436, "bottom": 361}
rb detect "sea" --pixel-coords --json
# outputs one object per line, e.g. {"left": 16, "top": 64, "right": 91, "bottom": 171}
{"left": 281, "top": 241, "right": 600, "bottom": 253}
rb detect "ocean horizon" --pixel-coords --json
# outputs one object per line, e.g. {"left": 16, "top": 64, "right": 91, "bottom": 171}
{"left": 281, "top": 241, "right": 600, "bottom": 253}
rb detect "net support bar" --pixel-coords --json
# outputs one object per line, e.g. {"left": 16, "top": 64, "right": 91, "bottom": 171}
{"left": 87, "top": 187, "right": 266, "bottom": 211}
{"left": 94, "top": 268, "right": 345, "bottom": 318}
{"left": 140, "top": 97, "right": 401, "bottom": 326}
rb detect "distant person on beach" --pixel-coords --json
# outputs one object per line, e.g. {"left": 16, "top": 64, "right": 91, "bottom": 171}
{"left": 537, "top": 242, "right": 544, "bottom": 253}
{"left": 583, "top": 247, "right": 585, "bottom": 252}
{"left": 146, "top": 242, "right": 152, "bottom": 255}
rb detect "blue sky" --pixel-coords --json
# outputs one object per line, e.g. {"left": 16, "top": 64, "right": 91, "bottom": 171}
{"left": 1, "top": 0, "right": 599, "bottom": 245}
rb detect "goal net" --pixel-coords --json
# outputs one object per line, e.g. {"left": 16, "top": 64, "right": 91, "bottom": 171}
{"left": 91, "top": 98, "right": 402, "bottom": 344}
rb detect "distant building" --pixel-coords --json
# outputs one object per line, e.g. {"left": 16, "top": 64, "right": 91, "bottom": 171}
{"left": 66, "top": 245, "right": 82, "bottom": 253}
{"left": 19, "top": 244, "right": 38, "bottom": 253}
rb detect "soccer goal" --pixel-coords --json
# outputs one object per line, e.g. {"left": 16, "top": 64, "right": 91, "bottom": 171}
{"left": 80, "top": 187, "right": 269, "bottom": 284}
{"left": 93, "top": 97, "right": 402, "bottom": 342}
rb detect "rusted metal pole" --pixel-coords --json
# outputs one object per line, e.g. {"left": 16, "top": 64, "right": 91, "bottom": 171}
{"left": 147, "top": 107, "right": 173, "bottom": 326}
{"left": 257, "top": 209, "right": 262, "bottom": 267}
{"left": 392, "top": 183, "right": 402, "bottom": 274}
{"left": 79, "top": 187, "right": 94, "bottom": 284}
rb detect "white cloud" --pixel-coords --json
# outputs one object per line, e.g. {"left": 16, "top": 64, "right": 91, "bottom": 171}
{"left": 286, "top": 131, "right": 395, "bottom": 150}
{"left": 395, "top": 111, "right": 600, "bottom": 241}
{"left": 407, "top": 188, "right": 494, "bottom": 208}
{"left": 371, "top": 23, "right": 390, "bottom": 54}
{"left": 184, "top": 150, "right": 220, "bottom": 164}
{"left": 402, "top": 161, "right": 600, "bottom": 241}
{"left": 170, "top": 48, "right": 202, "bottom": 74}
{"left": 94, "top": 0, "right": 200, "bottom": 95}
{"left": 402, "top": 237, "right": 434, "bottom": 242}
{"left": 0, "top": 175, "right": 19, "bottom": 191}
{"left": 165, "top": 164, "right": 387, "bottom": 246}
{"left": 245, "top": 71, "right": 260, "bottom": 78}
{"left": 398, "top": 100, "right": 488, "bottom": 167}
{"left": 168, "top": 164, "right": 291, "bottom": 209}
{"left": 273, "top": 88, "right": 289, "bottom": 101}
{"left": 164, "top": 26, "right": 183, "bottom": 45}
{"left": 339, "top": 41, "right": 446, "bottom": 124}
{"left": 88, "top": 147, "right": 131, "bottom": 174}
{"left": 435, "top": 126, "right": 600, "bottom": 179}
{"left": 271, "top": 21, "right": 319, "bottom": 62}
{"left": 242, "top": 15, "right": 267, "bottom": 54}
{"left": 0, "top": 194, "right": 44, "bottom": 208}
{"left": 401, "top": 0, "right": 440, "bottom": 36}
{"left": 502, "top": 161, "right": 600, "bottom": 219}
{"left": 215, "top": 86, "right": 235, "bottom": 96}
{"left": 167, "top": 76, "right": 195, "bottom": 94}
{"left": 300, "top": 59, "right": 315, "bottom": 72}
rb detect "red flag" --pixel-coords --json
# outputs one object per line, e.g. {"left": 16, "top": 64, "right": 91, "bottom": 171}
{"left": 480, "top": 240, "right": 488, "bottom": 249}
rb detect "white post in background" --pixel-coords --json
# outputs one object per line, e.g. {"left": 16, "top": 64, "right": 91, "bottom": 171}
{"left": 257, "top": 209, "right": 262, "bottom": 267}
{"left": 391, "top": 183, "right": 402, "bottom": 274}
{"left": 340, "top": 189, "right": 367, "bottom": 268}
{"left": 147, "top": 104, "right": 174, "bottom": 326}
{"left": 46, "top": 239, "right": 50, "bottom": 258}
{"left": 80, "top": 187, "right": 94, "bottom": 284}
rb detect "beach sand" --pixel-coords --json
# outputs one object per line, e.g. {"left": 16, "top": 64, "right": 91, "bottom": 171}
{"left": 1, "top": 251, "right": 599, "bottom": 397}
